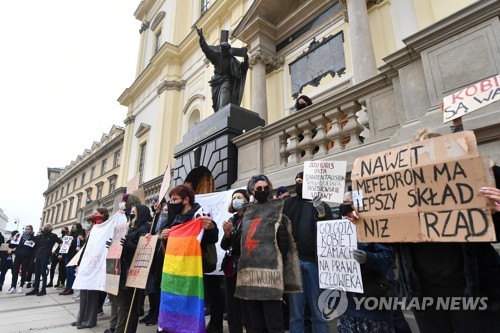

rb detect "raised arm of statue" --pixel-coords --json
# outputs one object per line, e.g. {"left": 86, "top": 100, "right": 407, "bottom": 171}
{"left": 196, "top": 26, "right": 218, "bottom": 64}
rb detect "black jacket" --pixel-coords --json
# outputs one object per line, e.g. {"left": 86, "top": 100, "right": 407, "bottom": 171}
{"left": 11, "top": 232, "right": 36, "bottom": 257}
{"left": 167, "top": 202, "right": 219, "bottom": 246}
{"left": 220, "top": 213, "right": 243, "bottom": 256}
{"left": 283, "top": 195, "right": 333, "bottom": 261}
{"left": 34, "top": 231, "right": 62, "bottom": 259}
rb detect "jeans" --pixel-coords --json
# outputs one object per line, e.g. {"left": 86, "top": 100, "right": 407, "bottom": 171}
{"left": 288, "top": 259, "right": 329, "bottom": 333}
{"left": 65, "top": 257, "right": 76, "bottom": 289}
{"left": 33, "top": 256, "right": 50, "bottom": 291}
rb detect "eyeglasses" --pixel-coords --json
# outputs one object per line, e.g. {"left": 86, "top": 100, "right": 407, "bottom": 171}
{"left": 254, "top": 185, "right": 270, "bottom": 192}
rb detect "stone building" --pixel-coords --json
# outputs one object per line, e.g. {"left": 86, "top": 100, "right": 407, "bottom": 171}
{"left": 41, "top": 126, "right": 125, "bottom": 230}
{"left": 117, "top": 0, "right": 499, "bottom": 200}
{"left": 0, "top": 208, "right": 8, "bottom": 235}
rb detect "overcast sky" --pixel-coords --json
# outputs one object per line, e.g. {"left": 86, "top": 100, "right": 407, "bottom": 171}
{"left": 0, "top": 1, "right": 140, "bottom": 232}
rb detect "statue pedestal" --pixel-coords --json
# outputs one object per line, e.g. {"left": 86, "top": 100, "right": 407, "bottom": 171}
{"left": 173, "top": 104, "right": 265, "bottom": 191}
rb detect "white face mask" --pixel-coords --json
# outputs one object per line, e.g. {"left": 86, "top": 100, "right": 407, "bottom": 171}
{"left": 119, "top": 202, "right": 126, "bottom": 210}
{"left": 232, "top": 199, "right": 245, "bottom": 211}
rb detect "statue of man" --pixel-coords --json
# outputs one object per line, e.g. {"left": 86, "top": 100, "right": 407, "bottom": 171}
{"left": 196, "top": 27, "right": 249, "bottom": 112}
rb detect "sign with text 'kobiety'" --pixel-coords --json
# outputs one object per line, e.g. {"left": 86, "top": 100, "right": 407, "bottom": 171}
{"left": 351, "top": 131, "right": 496, "bottom": 242}
{"left": 443, "top": 74, "right": 500, "bottom": 123}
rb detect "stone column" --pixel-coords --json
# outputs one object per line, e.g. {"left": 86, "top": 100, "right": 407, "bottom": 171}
{"left": 390, "top": 0, "right": 418, "bottom": 49}
{"left": 345, "top": 0, "right": 377, "bottom": 83}
{"left": 250, "top": 52, "right": 269, "bottom": 124}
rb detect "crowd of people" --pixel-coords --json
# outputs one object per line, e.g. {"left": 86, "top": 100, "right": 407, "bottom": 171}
{"left": 1, "top": 111, "right": 500, "bottom": 333}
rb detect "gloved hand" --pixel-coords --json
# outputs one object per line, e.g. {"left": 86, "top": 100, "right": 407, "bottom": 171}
{"left": 312, "top": 196, "right": 325, "bottom": 216}
{"left": 352, "top": 249, "right": 367, "bottom": 264}
{"left": 120, "top": 235, "right": 128, "bottom": 247}
{"left": 105, "top": 237, "right": 112, "bottom": 249}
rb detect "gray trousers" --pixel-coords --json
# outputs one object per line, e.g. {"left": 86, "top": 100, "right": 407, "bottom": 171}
{"left": 77, "top": 289, "right": 99, "bottom": 327}
{"left": 108, "top": 293, "right": 119, "bottom": 329}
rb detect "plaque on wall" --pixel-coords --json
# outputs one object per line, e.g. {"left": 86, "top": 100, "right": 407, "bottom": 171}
{"left": 289, "top": 31, "right": 346, "bottom": 99}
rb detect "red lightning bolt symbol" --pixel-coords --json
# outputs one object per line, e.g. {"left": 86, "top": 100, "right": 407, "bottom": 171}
{"left": 245, "top": 217, "right": 261, "bottom": 255}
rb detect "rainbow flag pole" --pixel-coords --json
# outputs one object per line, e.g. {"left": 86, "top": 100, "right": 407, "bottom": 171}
{"left": 159, "top": 218, "right": 205, "bottom": 333}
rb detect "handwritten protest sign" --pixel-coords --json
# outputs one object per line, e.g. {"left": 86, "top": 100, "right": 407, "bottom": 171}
{"left": 126, "top": 235, "right": 159, "bottom": 289}
{"left": 317, "top": 219, "right": 363, "bottom": 293}
{"left": 443, "top": 74, "right": 500, "bottom": 123}
{"left": 0, "top": 243, "right": 11, "bottom": 251}
{"left": 158, "top": 162, "right": 171, "bottom": 202}
{"left": 67, "top": 246, "right": 83, "bottom": 267}
{"left": 59, "top": 236, "right": 73, "bottom": 254}
{"left": 303, "top": 160, "right": 346, "bottom": 203}
{"left": 105, "top": 223, "right": 129, "bottom": 295}
{"left": 351, "top": 131, "right": 496, "bottom": 242}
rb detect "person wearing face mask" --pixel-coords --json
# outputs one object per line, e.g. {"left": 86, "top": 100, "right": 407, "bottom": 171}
{"left": 25, "top": 223, "right": 62, "bottom": 296}
{"left": 114, "top": 204, "right": 152, "bottom": 333}
{"left": 6, "top": 225, "right": 36, "bottom": 294}
{"left": 0, "top": 230, "right": 19, "bottom": 292}
{"left": 47, "top": 227, "right": 69, "bottom": 288}
{"left": 235, "top": 174, "right": 302, "bottom": 333}
{"left": 283, "top": 172, "right": 333, "bottom": 333}
{"left": 158, "top": 185, "right": 219, "bottom": 333}
{"left": 59, "top": 223, "right": 85, "bottom": 296}
{"left": 119, "top": 194, "right": 142, "bottom": 221}
{"left": 220, "top": 189, "right": 249, "bottom": 333}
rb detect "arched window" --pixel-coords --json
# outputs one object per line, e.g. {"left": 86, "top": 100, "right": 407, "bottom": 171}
{"left": 188, "top": 109, "right": 200, "bottom": 130}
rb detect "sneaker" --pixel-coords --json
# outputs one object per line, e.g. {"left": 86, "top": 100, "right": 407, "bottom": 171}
{"left": 37, "top": 289, "right": 47, "bottom": 296}
{"left": 6, "top": 287, "right": 15, "bottom": 294}
{"left": 56, "top": 283, "right": 65, "bottom": 289}
{"left": 26, "top": 283, "right": 32, "bottom": 289}
{"left": 17, "top": 287, "right": 23, "bottom": 294}
{"left": 103, "top": 296, "right": 111, "bottom": 306}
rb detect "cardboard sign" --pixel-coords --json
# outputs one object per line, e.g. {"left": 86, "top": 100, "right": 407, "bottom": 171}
{"left": 59, "top": 236, "right": 73, "bottom": 254}
{"left": 443, "top": 74, "right": 500, "bottom": 123}
{"left": 351, "top": 131, "right": 496, "bottom": 242}
{"left": 10, "top": 234, "right": 21, "bottom": 245}
{"left": 126, "top": 235, "right": 159, "bottom": 289}
{"left": 126, "top": 173, "right": 140, "bottom": 193}
{"left": 105, "top": 223, "right": 129, "bottom": 295}
{"left": 0, "top": 243, "right": 11, "bottom": 251}
{"left": 303, "top": 160, "right": 347, "bottom": 203}
{"left": 317, "top": 220, "right": 363, "bottom": 293}
{"left": 158, "top": 162, "right": 171, "bottom": 202}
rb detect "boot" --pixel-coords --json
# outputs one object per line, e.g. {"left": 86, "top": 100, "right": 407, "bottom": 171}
{"left": 26, "top": 289, "right": 39, "bottom": 296}
{"left": 58, "top": 288, "right": 69, "bottom": 295}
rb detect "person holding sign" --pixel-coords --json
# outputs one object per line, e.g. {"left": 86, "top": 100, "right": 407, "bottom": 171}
{"left": 0, "top": 230, "right": 18, "bottom": 292}
{"left": 6, "top": 225, "right": 36, "bottom": 294}
{"left": 283, "top": 172, "right": 333, "bottom": 333}
{"left": 114, "top": 204, "right": 152, "bottom": 333}
{"left": 235, "top": 174, "right": 302, "bottom": 333}
{"left": 337, "top": 201, "right": 394, "bottom": 333}
{"left": 59, "top": 223, "right": 85, "bottom": 296}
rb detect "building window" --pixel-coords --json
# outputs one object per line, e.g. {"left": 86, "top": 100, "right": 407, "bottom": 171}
{"left": 55, "top": 190, "right": 59, "bottom": 201}
{"left": 96, "top": 184, "right": 103, "bottom": 200}
{"left": 138, "top": 142, "right": 147, "bottom": 183}
{"left": 81, "top": 172, "right": 86, "bottom": 186}
{"left": 61, "top": 202, "right": 67, "bottom": 222}
{"left": 66, "top": 183, "right": 70, "bottom": 195}
{"left": 90, "top": 166, "right": 95, "bottom": 180}
{"left": 114, "top": 151, "right": 121, "bottom": 167}
{"left": 201, "top": 0, "right": 210, "bottom": 14}
{"left": 155, "top": 30, "right": 162, "bottom": 52}
{"left": 101, "top": 159, "right": 107, "bottom": 175}
{"left": 109, "top": 177, "right": 116, "bottom": 194}
{"left": 76, "top": 193, "right": 83, "bottom": 211}
{"left": 73, "top": 179, "right": 77, "bottom": 191}
{"left": 68, "top": 198, "right": 74, "bottom": 220}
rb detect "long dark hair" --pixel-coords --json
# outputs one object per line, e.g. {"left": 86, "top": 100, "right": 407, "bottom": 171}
{"left": 96, "top": 207, "right": 109, "bottom": 221}
{"left": 69, "top": 223, "right": 83, "bottom": 236}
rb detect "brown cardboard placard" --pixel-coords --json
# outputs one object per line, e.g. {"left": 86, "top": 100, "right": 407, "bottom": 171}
{"left": 352, "top": 132, "right": 495, "bottom": 242}
{"left": 105, "top": 223, "right": 129, "bottom": 295}
{"left": 126, "top": 173, "right": 140, "bottom": 194}
{"left": 125, "top": 235, "right": 159, "bottom": 289}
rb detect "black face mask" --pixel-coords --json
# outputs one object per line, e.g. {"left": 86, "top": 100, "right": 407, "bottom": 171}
{"left": 61, "top": 231, "right": 67, "bottom": 236}
{"left": 254, "top": 191, "right": 270, "bottom": 203}
{"left": 295, "top": 182, "right": 303, "bottom": 197}
{"left": 169, "top": 201, "right": 185, "bottom": 215}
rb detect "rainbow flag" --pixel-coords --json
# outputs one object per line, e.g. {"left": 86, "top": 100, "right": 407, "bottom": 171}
{"left": 159, "top": 218, "right": 205, "bottom": 333}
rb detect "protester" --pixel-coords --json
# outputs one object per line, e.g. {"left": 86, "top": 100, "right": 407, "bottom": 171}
{"left": 158, "top": 185, "right": 219, "bottom": 333}
{"left": 221, "top": 189, "right": 249, "bottom": 333}
{"left": 48, "top": 226, "right": 68, "bottom": 288}
{"left": 114, "top": 204, "right": 152, "bottom": 333}
{"left": 7, "top": 226, "right": 36, "bottom": 294}
{"left": 72, "top": 208, "right": 110, "bottom": 329}
{"left": 0, "top": 230, "right": 18, "bottom": 292}
{"left": 120, "top": 194, "right": 142, "bottom": 220}
{"left": 59, "top": 223, "right": 85, "bottom": 295}
{"left": 25, "top": 223, "right": 62, "bottom": 296}
{"left": 283, "top": 172, "right": 333, "bottom": 333}
{"left": 235, "top": 174, "right": 302, "bottom": 333}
